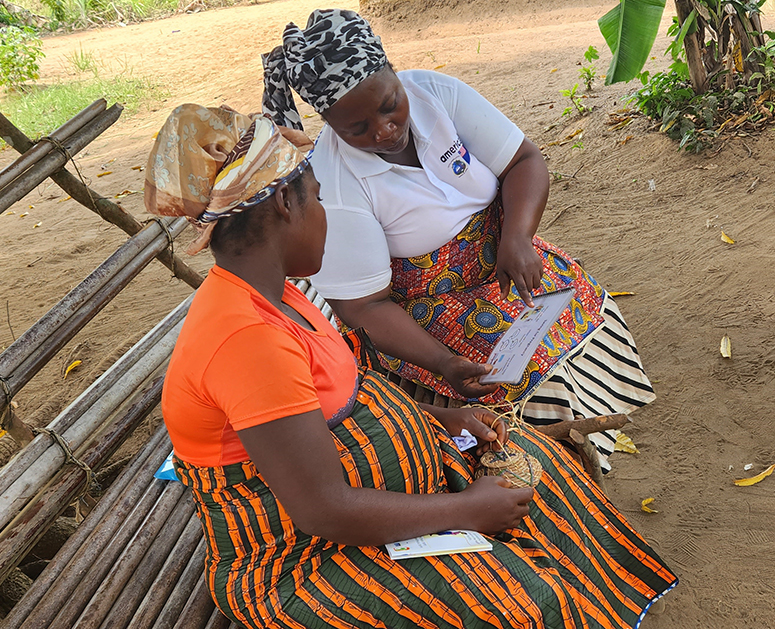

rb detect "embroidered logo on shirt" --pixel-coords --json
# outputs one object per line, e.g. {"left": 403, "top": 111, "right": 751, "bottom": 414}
{"left": 440, "top": 138, "right": 470, "bottom": 177}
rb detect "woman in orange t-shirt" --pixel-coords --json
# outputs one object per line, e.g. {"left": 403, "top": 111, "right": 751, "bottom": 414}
{"left": 146, "top": 104, "right": 676, "bottom": 629}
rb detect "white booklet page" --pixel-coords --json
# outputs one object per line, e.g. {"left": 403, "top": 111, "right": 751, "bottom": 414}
{"left": 386, "top": 530, "right": 493, "bottom": 560}
{"left": 479, "top": 288, "right": 575, "bottom": 385}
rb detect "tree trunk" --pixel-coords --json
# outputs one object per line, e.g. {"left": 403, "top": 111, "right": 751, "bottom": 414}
{"left": 675, "top": 0, "right": 708, "bottom": 93}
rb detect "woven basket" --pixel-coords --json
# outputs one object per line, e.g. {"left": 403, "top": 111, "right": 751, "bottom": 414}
{"left": 474, "top": 445, "right": 543, "bottom": 489}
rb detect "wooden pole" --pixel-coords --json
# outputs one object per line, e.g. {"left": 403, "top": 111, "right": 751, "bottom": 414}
{"left": 569, "top": 428, "right": 606, "bottom": 490}
{"left": 172, "top": 574, "right": 217, "bottom": 629}
{"left": 534, "top": 413, "right": 630, "bottom": 440}
{"left": 45, "top": 478, "right": 185, "bottom": 628}
{"left": 99, "top": 510, "right": 201, "bottom": 628}
{"left": 0, "top": 99, "right": 106, "bottom": 192}
{"left": 203, "top": 608, "right": 233, "bottom": 629}
{"left": 2, "top": 427, "right": 172, "bottom": 629}
{"left": 151, "top": 538, "right": 209, "bottom": 629}
{"left": 0, "top": 113, "right": 203, "bottom": 290}
{"left": 79, "top": 493, "right": 195, "bottom": 628}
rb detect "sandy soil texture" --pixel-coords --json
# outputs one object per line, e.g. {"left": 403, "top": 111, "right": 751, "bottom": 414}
{"left": 0, "top": 1, "right": 773, "bottom": 626}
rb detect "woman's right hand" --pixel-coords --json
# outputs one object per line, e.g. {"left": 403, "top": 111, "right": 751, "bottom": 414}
{"left": 461, "top": 477, "right": 534, "bottom": 533}
{"left": 440, "top": 354, "right": 499, "bottom": 399}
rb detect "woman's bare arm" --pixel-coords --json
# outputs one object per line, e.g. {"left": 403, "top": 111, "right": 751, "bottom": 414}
{"left": 237, "top": 409, "right": 532, "bottom": 546}
{"left": 497, "top": 138, "right": 550, "bottom": 306}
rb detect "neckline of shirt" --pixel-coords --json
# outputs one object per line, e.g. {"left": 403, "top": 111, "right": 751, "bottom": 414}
{"left": 210, "top": 266, "right": 328, "bottom": 337}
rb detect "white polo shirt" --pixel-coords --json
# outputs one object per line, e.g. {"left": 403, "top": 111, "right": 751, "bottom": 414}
{"left": 310, "top": 69, "right": 525, "bottom": 300}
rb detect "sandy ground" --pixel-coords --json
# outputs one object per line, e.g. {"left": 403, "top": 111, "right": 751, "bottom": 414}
{"left": 0, "top": 0, "right": 774, "bottom": 626}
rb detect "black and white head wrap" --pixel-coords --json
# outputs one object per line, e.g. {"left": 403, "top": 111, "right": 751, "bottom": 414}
{"left": 262, "top": 9, "right": 388, "bottom": 131}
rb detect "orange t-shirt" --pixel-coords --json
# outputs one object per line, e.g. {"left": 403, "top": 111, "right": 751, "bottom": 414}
{"left": 162, "top": 266, "right": 359, "bottom": 467}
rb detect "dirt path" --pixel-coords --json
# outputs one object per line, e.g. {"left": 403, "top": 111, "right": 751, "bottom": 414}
{"left": 1, "top": 1, "right": 774, "bottom": 626}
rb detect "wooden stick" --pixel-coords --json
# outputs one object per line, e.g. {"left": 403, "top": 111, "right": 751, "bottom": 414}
{"left": 46, "top": 478, "right": 186, "bottom": 629}
{"left": 569, "top": 428, "right": 606, "bottom": 490}
{"left": 0, "top": 218, "right": 188, "bottom": 426}
{"left": 534, "top": 413, "right": 629, "bottom": 440}
{"left": 0, "top": 297, "right": 189, "bottom": 506}
{"left": 1, "top": 405, "right": 34, "bottom": 447}
{"left": 0, "top": 114, "right": 203, "bottom": 290}
{"left": 0, "top": 322, "right": 179, "bottom": 532}
{"left": 152, "top": 538, "right": 208, "bottom": 629}
{"left": 203, "top": 607, "right": 232, "bottom": 629}
{"left": 172, "top": 574, "right": 217, "bottom": 629}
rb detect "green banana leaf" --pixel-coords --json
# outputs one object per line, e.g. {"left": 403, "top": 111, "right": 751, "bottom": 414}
{"left": 599, "top": 0, "right": 667, "bottom": 85}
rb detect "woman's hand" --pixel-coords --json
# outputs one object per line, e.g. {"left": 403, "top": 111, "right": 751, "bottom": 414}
{"left": 460, "top": 477, "right": 534, "bottom": 533}
{"left": 496, "top": 233, "right": 543, "bottom": 306}
{"left": 425, "top": 405, "right": 507, "bottom": 456}
{"left": 439, "top": 354, "right": 499, "bottom": 399}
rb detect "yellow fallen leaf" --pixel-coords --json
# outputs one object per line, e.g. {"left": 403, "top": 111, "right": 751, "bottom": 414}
{"left": 131, "top": 165, "right": 144, "bottom": 171}
{"left": 96, "top": 171, "right": 113, "bottom": 177}
{"left": 58, "top": 196, "right": 72, "bottom": 203}
{"left": 19, "top": 212, "right": 28, "bottom": 218}
{"left": 720, "top": 334, "right": 732, "bottom": 359}
{"left": 734, "top": 464, "right": 774, "bottom": 487}
{"left": 721, "top": 231, "right": 735, "bottom": 244}
{"left": 114, "top": 189, "right": 140, "bottom": 199}
{"left": 0, "top": 428, "right": 6, "bottom": 439}
{"left": 64, "top": 359, "right": 82, "bottom": 379}
{"left": 609, "top": 291, "right": 635, "bottom": 297}
{"left": 152, "top": 132, "right": 158, "bottom": 139}
{"left": 434, "top": 64, "right": 447, "bottom": 70}
{"left": 28, "top": 204, "right": 34, "bottom": 209}
{"left": 3, "top": 211, "right": 14, "bottom": 215}
{"left": 32, "top": 221, "right": 42, "bottom": 228}
{"left": 614, "top": 431, "right": 640, "bottom": 454}
{"left": 641, "top": 498, "right": 658, "bottom": 513}
{"left": 550, "top": 68, "right": 558, "bottom": 73}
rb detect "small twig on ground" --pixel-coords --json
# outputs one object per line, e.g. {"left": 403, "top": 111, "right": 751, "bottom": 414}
{"left": 747, "top": 177, "right": 759, "bottom": 194}
{"left": 532, "top": 101, "right": 555, "bottom": 108}
{"left": 742, "top": 141, "right": 753, "bottom": 158}
{"left": 26, "top": 256, "right": 42, "bottom": 268}
{"left": 544, "top": 204, "right": 576, "bottom": 229}
{"left": 5, "top": 300, "right": 15, "bottom": 342}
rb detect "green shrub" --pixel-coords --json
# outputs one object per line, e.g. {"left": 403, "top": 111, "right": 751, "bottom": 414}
{"left": 0, "top": 25, "right": 44, "bottom": 91}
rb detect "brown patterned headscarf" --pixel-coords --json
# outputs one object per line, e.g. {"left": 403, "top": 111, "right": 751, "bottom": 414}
{"left": 144, "top": 104, "right": 311, "bottom": 254}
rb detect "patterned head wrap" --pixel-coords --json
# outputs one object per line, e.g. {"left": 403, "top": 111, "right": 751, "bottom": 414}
{"left": 262, "top": 8, "right": 388, "bottom": 130}
{"left": 144, "top": 104, "right": 311, "bottom": 254}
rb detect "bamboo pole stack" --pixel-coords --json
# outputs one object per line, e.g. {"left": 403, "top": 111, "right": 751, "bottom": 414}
{"left": 2, "top": 424, "right": 234, "bottom": 629}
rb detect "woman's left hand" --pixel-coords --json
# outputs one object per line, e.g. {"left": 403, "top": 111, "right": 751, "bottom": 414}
{"left": 426, "top": 406, "right": 508, "bottom": 456}
{"left": 496, "top": 234, "right": 543, "bottom": 306}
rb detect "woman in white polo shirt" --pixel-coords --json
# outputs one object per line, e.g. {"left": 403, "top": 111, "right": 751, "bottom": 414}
{"left": 262, "top": 9, "right": 655, "bottom": 463}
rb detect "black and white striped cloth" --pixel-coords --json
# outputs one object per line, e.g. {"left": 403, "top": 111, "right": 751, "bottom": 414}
{"left": 522, "top": 295, "right": 656, "bottom": 471}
